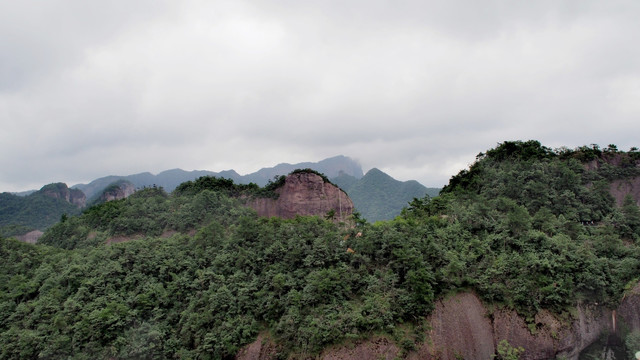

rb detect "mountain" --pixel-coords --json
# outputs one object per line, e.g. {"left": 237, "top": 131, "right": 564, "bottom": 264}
{"left": 72, "top": 156, "right": 432, "bottom": 222}
{"left": 93, "top": 180, "right": 136, "bottom": 205}
{"left": 247, "top": 170, "right": 354, "bottom": 222}
{"left": 0, "top": 183, "right": 84, "bottom": 237}
{"left": 72, "top": 155, "right": 363, "bottom": 200}
{"left": 243, "top": 155, "right": 364, "bottom": 185}
{"left": 1, "top": 156, "right": 424, "bottom": 238}
{"left": 333, "top": 168, "right": 440, "bottom": 222}
{"left": 5, "top": 141, "right": 640, "bottom": 358}
{"left": 73, "top": 170, "right": 217, "bottom": 201}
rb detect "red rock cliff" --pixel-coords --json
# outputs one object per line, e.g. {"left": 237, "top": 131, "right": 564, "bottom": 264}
{"left": 247, "top": 172, "right": 354, "bottom": 222}
{"left": 236, "top": 289, "right": 640, "bottom": 360}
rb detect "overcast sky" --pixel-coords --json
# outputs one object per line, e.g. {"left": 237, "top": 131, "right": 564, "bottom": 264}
{"left": 2, "top": 1, "right": 640, "bottom": 192}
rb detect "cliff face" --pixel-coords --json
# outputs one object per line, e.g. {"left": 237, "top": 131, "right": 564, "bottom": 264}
{"left": 609, "top": 176, "right": 640, "bottom": 206}
{"left": 407, "top": 292, "right": 610, "bottom": 360}
{"left": 236, "top": 289, "right": 640, "bottom": 360}
{"left": 248, "top": 172, "right": 354, "bottom": 222}
{"left": 40, "top": 183, "right": 86, "bottom": 208}
{"left": 583, "top": 153, "right": 640, "bottom": 206}
{"left": 98, "top": 181, "right": 136, "bottom": 202}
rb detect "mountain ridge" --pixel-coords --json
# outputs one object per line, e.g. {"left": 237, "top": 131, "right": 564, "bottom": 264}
{"left": 334, "top": 168, "right": 440, "bottom": 222}
{"left": 72, "top": 155, "right": 366, "bottom": 200}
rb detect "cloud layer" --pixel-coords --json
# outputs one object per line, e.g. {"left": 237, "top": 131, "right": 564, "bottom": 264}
{"left": 2, "top": 1, "right": 640, "bottom": 191}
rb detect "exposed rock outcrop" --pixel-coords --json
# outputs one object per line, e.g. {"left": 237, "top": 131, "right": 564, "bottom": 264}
{"left": 235, "top": 290, "right": 640, "bottom": 360}
{"left": 40, "top": 183, "right": 86, "bottom": 208}
{"left": 414, "top": 293, "right": 613, "bottom": 360}
{"left": 618, "top": 282, "right": 640, "bottom": 332}
{"left": 609, "top": 177, "right": 640, "bottom": 207}
{"left": 248, "top": 171, "right": 354, "bottom": 223}
{"left": 411, "top": 292, "right": 495, "bottom": 359}
{"left": 15, "top": 230, "right": 44, "bottom": 244}
{"left": 98, "top": 180, "right": 136, "bottom": 203}
{"left": 583, "top": 153, "right": 640, "bottom": 206}
{"left": 235, "top": 333, "right": 280, "bottom": 360}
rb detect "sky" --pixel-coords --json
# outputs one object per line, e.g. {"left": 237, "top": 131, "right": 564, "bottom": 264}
{"left": 2, "top": 1, "right": 640, "bottom": 192}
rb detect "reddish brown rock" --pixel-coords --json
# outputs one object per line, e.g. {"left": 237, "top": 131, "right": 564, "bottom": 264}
{"left": 609, "top": 176, "right": 640, "bottom": 207}
{"left": 235, "top": 333, "right": 280, "bottom": 360}
{"left": 618, "top": 282, "right": 640, "bottom": 332}
{"left": 248, "top": 172, "right": 354, "bottom": 222}
{"left": 236, "top": 291, "right": 629, "bottom": 360}
{"left": 411, "top": 292, "right": 494, "bottom": 360}
{"left": 321, "top": 337, "right": 399, "bottom": 360}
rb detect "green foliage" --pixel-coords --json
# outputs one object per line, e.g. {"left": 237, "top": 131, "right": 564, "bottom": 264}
{"left": 408, "top": 142, "right": 640, "bottom": 316}
{"left": 0, "top": 189, "right": 81, "bottom": 236}
{"left": 4, "top": 141, "right": 640, "bottom": 358}
{"left": 336, "top": 168, "right": 436, "bottom": 222}
{"left": 174, "top": 176, "right": 259, "bottom": 197}
{"left": 290, "top": 168, "right": 334, "bottom": 184}
{"left": 494, "top": 339, "right": 524, "bottom": 360}
{"left": 626, "top": 331, "right": 640, "bottom": 359}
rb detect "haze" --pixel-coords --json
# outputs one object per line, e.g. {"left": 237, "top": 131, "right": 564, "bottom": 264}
{"left": 2, "top": 0, "right": 639, "bottom": 192}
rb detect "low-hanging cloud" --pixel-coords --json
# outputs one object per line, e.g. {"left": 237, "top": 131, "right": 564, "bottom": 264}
{"left": 2, "top": 0, "right": 640, "bottom": 192}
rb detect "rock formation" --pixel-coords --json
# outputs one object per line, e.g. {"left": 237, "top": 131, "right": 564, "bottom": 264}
{"left": 40, "top": 182, "right": 86, "bottom": 208}
{"left": 247, "top": 171, "right": 354, "bottom": 223}
{"left": 235, "top": 288, "right": 640, "bottom": 360}
{"left": 97, "top": 180, "right": 136, "bottom": 203}
{"left": 584, "top": 153, "right": 640, "bottom": 206}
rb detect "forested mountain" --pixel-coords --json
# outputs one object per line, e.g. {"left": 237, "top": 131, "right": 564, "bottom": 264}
{"left": 333, "top": 168, "right": 440, "bottom": 222}
{"left": 73, "top": 155, "right": 364, "bottom": 200}
{"left": 72, "top": 155, "right": 426, "bottom": 221}
{"left": 0, "top": 183, "right": 84, "bottom": 237}
{"left": 1, "top": 157, "right": 427, "bottom": 239}
{"left": 3, "top": 141, "right": 640, "bottom": 358}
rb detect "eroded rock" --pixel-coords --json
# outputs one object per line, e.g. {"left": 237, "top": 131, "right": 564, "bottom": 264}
{"left": 248, "top": 172, "right": 354, "bottom": 222}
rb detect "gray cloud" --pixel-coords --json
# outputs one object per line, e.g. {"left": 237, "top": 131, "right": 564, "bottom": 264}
{"left": 2, "top": 0, "right": 640, "bottom": 192}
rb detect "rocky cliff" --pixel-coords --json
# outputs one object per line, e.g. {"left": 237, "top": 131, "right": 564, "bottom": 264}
{"left": 40, "top": 182, "right": 86, "bottom": 208}
{"left": 236, "top": 289, "right": 640, "bottom": 360}
{"left": 247, "top": 171, "right": 354, "bottom": 223}
{"left": 97, "top": 180, "right": 136, "bottom": 203}
{"left": 584, "top": 152, "right": 640, "bottom": 206}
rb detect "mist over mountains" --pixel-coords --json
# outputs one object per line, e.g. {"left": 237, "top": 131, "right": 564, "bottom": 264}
{"left": 72, "top": 155, "right": 365, "bottom": 200}
{"left": 2, "top": 156, "right": 437, "bottom": 237}
{"left": 70, "top": 155, "right": 435, "bottom": 222}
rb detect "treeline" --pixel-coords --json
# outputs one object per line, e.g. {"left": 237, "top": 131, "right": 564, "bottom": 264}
{"left": 2, "top": 143, "right": 640, "bottom": 358}
{"left": 0, "top": 190, "right": 81, "bottom": 237}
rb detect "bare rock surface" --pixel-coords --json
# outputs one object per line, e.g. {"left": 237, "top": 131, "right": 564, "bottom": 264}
{"left": 235, "top": 333, "right": 279, "bottom": 360}
{"left": 235, "top": 290, "right": 640, "bottom": 360}
{"left": 609, "top": 176, "right": 640, "bottom": 206}
{"left": 248, "top": 172, "right": 354, "bottom": 222}
{"left": 618, "top": 282, "right": 640, "bottom": 332}
{"left": 41, "top": 183, "right": 86, "bottom": 208}
{"left": 16, "top": 230, "right": 43, "bottom": 244}
{"left": 321, "top": 337, "right": 399, "bottom": 360}
{"left": 411, "top": 292, "right": 494, "bottom": 360}
{"left": 98, "top": 181, "right": 136, "bottom": 202}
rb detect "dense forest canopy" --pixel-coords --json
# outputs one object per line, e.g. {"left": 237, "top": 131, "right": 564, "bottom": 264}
{"left": 2, "top": 142, "right": 640, "bottom": 359}
{"left": 0, "top": 188, "right": 82, "bottom": 237}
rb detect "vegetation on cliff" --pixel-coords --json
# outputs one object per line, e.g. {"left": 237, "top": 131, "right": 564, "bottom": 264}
{"left": 0, "top": 183, "right": 83, "bottom": 237}
{"left": 2, "top": 142, "right": 640, "bottom": 358}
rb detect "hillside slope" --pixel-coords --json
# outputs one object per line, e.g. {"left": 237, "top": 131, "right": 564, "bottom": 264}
{"left": 73, "top": 155, "right": 363, "bottom": 199}
{"left": 4, "top": 141, "right": 640, "bottom": 359}
{"left": 0, "top": 183, "right": 84, "bottom": 236}
{"left": 333, "top": 168, "right": 440, "bottom": 222}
